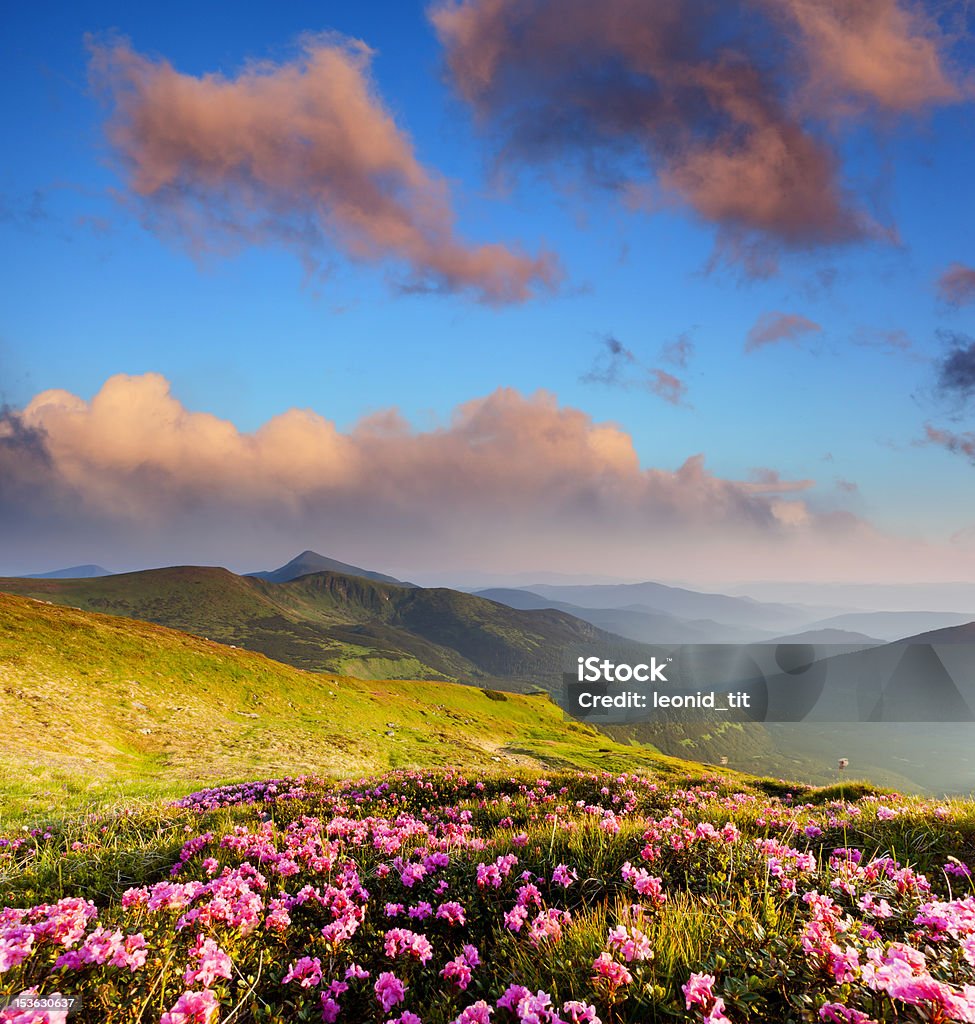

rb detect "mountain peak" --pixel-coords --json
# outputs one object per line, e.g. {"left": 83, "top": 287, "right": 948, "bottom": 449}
{"left": 248, "top": 550, "right": 408, "bottom": 586}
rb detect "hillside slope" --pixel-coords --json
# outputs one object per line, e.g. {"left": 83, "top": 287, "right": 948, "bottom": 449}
{"left": 0, "top": 567, "right": 644, "bottom": 689}
{"left": 0, "top": 593, "right": 692, "bottom": 820}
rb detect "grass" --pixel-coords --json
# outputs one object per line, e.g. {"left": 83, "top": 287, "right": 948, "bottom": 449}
{"left": 0, "top": 592, "right": 705, "bottom": 825}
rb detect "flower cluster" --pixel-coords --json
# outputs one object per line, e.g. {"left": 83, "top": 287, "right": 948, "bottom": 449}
{"left": 1, "top": 768, "right": 974, "bottom": 1022}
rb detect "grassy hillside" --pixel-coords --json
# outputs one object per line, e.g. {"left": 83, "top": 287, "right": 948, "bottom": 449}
{"left": 0, "top": 567, "right": 639, "bottom": 689}
{"left": 5, "top": 573, "right": 968, "bottom": 795}
{"left": 0, "top": 592, "right": 698, "bottom": 823}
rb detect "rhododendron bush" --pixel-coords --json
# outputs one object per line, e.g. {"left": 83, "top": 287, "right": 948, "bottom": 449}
{"left": 2, "top": 770, "right": 975, "bottom": 1022}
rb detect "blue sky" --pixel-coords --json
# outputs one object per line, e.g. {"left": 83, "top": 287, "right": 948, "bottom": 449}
{"left": 2, "top": 1, "right": 974, "bottom": 581}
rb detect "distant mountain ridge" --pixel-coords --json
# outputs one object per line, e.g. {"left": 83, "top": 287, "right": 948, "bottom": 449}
{"left": 511, "top": 581, "right": 827, "bottom": 632}
{"left": 474, "top": 587, "right": 771, "bottom": 643}
{"left": 249, "top": 549, "right": 410, "bottom": 586}
{"left": 23, "top": 564, "right": 112, "bottom": 579}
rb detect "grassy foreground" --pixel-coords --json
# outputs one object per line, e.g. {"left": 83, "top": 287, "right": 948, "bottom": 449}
{"left": 2, "top": 769, "right": 975, "bottom": 1023}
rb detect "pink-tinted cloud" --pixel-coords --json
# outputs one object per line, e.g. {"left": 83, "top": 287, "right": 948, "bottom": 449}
{"left": 87, "top": 36, "right": 558, "bottom": 303}
{"left": 582, "top": 337, "right": 689, "bottom": 405}
{"left": 743, "top": 468, "right": 815, "bottom": 494}
{"left": 768, "top": 0, "right": 960, "bottom": 113}
{"left": 921, "top": 423, "right": 975, "bottom": 463}
{"left": 660, "top": 333, "right": 695, "bottom": 369}
{"left": 745, "top": 312, "right": 822, "bottom": 352}
{"left": 648, "top": 369, "right": 687, "bottom": 407}
{"left": 937, "top": 263, "right": 975, "bottom": 307}
{"left": 430, "top": 0, "right": 959, "bottom": 271}
{"left": 1, "top": 372, "right": 882, "bottom": 580}
{"left": 853, "top": 326, "right": 913, "bottom": 353}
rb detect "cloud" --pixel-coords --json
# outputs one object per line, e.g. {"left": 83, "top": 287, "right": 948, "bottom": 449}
{"left": 430, "top": 0, "right": 958, "bottom": 272}
{"left": 937, "top": 263, "right": 975, "bottom": 307}
{"left": 0, "top": 372, "right": 888, "bottom": 579}
{"left": 745, "top": 312, "right": 822, "bottom": 352}
{"left": 921, "top": 423, "right": 975, "bottom": 463}
{"left": 582, "top": 336, "right": 689, "bottom": 404}
{"left": 580, "top": 335, "right": 637, "bottom": 386}
{"left": 648, "top": 369, "right": 687, "bottom": 406}
{"left": 660, "top": 333, "right": 695, "bottom": 369}
{"left": 853, "top": 327, "right": 914, "bottom": 353}
{"left": 767, "top": 0, "right": 960, "bottom": 114}
{"left": 87, "top": 35, "right": 558, "bottom": 303}
{"left": 742, "top": 468, "right": 815, "bottom": 494}
{"left": 0, "top": 406, "right": 51, "bottom": 481}
{"left": 935, "top": 333, "right": 975, "bottom": 401}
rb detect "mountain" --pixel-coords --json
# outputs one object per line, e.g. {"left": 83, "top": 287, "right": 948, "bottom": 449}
{"left": 4, "top": 572, "right": 974, "bottom": 793}
{"left": 249, "top": 549, "right": 409, "bottom": 586}
{"left": 766, "top": 628, "right": 882, "bottom": 646}
{"left": 512, "top": 581, "right": 827, "bottom": 632}
{"left": 474, "top": 588, "right": 770, "bottom": 643}
{"left": 797, "top": 610, "right": 975, "bottom": 642}
{"left": 899, "top": 621, "right": 975, "bottom": 643}
{"left": 24, "top": 564, "right": 112, "bottom": 579}
{"left": 0, "top": 592, "right": 693, "bottom": 818}
{"left": 0, "top": 566, "right": 651, "bottom": 692}
{"left": 728, "top": 579, "right": 975, "bottom": 614}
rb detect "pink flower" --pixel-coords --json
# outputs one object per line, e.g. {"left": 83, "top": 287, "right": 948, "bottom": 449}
{"left": 819, "top": 1004, "right": 879, "bottom": 1024}
{"left": 592, "top": 952, "right": 633, "bottom": 990}
{"left": 620, "top": 862, "right": 666, "bottom": 906}
{"left": 606, "top": 924, "right": 652, "bottom": 963}
{"left": 496, "top": 984, "right": 529, "bottom": 1011}
{"left": 552, "top": 864, "right": 578, "bottom": 887}
{"left": 320, "top": 995, "right": 341, "bottom": 1023}
{"left": 184, "top": 936, "right": 232, "bottom": 988}
{"left": 160, "top": 989, "right": 220, "bottom": 1024}
{"left": 527, "top": 909, "right": 570, "bottom": 947}
{"left": 441, "top": 956, "right": 473, "bottom": 991}
{"left": 264, "top": 898, "right": 291, "bottom": 933}
{"left": 562, "top": 1000, "right": 601, "bottom": 1023}
{"left": 1, "top": 929, "right": 35, "bottom": 973}
{"left": 683, "top": 973, "right": 717, "bottom": 1010}
{"left": 451, "top": 1000, "right": 493, "bottom": 1024}
{"left": 282, "top": 956, "right": 322, "bottom": 989}
{"left": 374, "top": 972, "right": 407, "bottom": 1013}
{"left": 384, "top": 928, "right": 433, "bottom": 964}
{"left": 436, "top": 902, "right": 466, "bottom": 926}
{"left": 703, "top": 996, "right": 732, "bottom": 1024}
{"left": 504, "top": 905, "right": 528, "bottom": 932}
{"left": 828, "top": 944, "right": 860, "bottom": 985}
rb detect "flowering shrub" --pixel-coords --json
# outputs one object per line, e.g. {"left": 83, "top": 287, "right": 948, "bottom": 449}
{"left": 1, "top": 769, "right": 974, "bottom": 1021}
